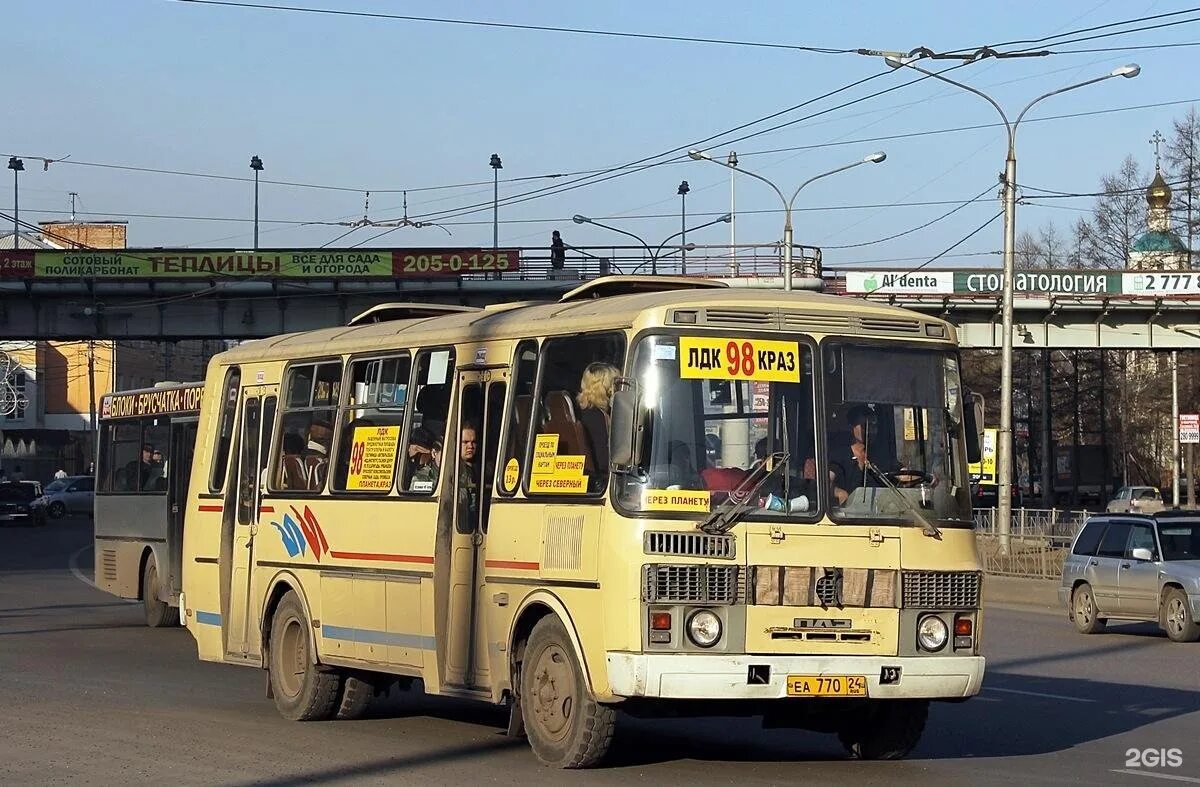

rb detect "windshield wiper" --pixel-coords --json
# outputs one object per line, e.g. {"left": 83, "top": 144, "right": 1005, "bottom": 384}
{"left": 863, "top": 458, "right": 943, "bottom": 540}
{"left": 699, "top": 452, "right": 790, "bottom": 535}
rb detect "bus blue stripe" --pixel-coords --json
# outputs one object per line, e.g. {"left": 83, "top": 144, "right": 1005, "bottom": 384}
{"left": 320, "top": 624, "right": 434, "bottom": 649}
{"left": 195, "top": 611, "right": 221, "bottom": 626}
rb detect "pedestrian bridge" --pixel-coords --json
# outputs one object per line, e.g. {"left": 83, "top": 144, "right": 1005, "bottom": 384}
{"left": 2, "top": 242, "right": 1198, "bottom": 347}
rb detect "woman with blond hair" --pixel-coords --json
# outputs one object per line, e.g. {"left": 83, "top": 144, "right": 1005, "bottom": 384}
{"left": 576, "top": 362, "right": 620, "bottom": 475}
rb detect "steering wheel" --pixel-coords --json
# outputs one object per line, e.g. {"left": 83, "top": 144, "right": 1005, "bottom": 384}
{"left": 886, "top": 467, "right": 934, "bottom": 487}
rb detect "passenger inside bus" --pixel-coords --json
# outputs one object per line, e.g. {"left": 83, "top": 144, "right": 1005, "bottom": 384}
{"left": 576, "top": 362, "right": 619, "bottom": 474}
{"left": 279, "top": 432, "right": 307, "bottom": 490}
{"left": 406, "top": 426, "right": 439, "bottom": 491}
{"left": 458, "top": 423, "right": 479, "bottom": 516}
{"left": 305, "top": 421, "right": 333, "bottom": 490}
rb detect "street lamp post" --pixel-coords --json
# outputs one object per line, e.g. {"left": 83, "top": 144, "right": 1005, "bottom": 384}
{"left": 489, "top": 153, "right": 503, "bottom": 249}
{"left": 688, "top": 150, "right": 885, "bottom": 290}
{"left": 7, "top": 157, "right": 23, "bottom": 245}
{"left": 883, "top": 55, "right": 1141, "bottom": 553}
{"left": 250, "top": 155, "right": 264, "bottom": 251}
{"left": 572, "top": 212, "right": 731, "bottom": 274}
{"left": 677, "top": 180, "right": 690, "bottom": 273}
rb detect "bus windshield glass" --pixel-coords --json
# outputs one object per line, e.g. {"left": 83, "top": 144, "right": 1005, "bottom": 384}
{"left": 615, "top": 334, "right": 821, "bottom": 519}
{"left": 823, "top": 343, "right": 970, "bottom": 525}
{"left": 614, "top": 335, "right": 970, "bottom": 526}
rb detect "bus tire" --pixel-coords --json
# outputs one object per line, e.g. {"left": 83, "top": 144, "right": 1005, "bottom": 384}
{"left": 268, "top": 591, "right": 340, "bottom": 721}
{"left": 335, "top": 674, "right": 375, "bottom": 720}
{"left": 142, "top": 559, "right": 174, "bottom": 628}
{"left": 519, "top": 615, "right": 615, "bottom": 769}
{"left": 837, "top": 699, "right": 928, "bottom": 760}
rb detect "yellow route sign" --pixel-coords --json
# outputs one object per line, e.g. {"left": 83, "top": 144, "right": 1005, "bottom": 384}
{"left": 679, "top": 337, "right": 801, "bottom": 383}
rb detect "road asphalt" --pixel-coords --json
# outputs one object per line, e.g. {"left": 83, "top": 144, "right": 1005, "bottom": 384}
{"left": 1, "top": 518, "right": 1197, "bottom": 785}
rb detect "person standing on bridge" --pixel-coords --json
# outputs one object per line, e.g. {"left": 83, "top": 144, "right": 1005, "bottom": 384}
{"left": 550, "top": 230, "right": 566, "bottom": 270}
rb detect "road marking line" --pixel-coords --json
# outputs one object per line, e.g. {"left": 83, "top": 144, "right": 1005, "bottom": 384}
{"left": 1111, "top": 770, "right": 1200, "bottom": 783}
{"left": 983, "top": 686, "right": 1096, "bottom": 703}
{"left": 68, "top": 545, "right": 138, "bottom": 604}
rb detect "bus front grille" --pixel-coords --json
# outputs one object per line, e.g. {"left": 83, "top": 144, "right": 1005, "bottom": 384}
{"left": 902, "top": 570, "right": 981, "bottom": 609}
{"left": 643, "top": 531, "right": 735, "bottom": 559}
{"left": 642, "top": 564, "right": 740, "bottom": 604}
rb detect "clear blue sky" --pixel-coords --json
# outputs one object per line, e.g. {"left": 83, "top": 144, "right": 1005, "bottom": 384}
{"left": 3, "top": 0, "right": 1196, "bottom": 269}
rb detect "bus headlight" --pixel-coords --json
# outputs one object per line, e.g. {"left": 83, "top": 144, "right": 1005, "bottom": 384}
{"left": 917, "top": 614, "right": 948, "bottom": 652}
{"left": 686, "top": 609, "right": 722, "bottom": 648}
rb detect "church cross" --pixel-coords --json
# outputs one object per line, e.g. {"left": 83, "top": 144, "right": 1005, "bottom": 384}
{"left": 1150, "top": 130, "right": 1165, "bottom": 171}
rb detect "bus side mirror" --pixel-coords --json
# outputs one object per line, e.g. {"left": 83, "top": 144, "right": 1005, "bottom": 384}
{"left": 610, "top": 379, "right": 640, "bottom": 470}
{"left": 963, "top": 390, "right": 982, "bottom": 464}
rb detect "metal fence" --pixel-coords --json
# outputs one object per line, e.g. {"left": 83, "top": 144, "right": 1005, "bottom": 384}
{"left": 973, "top": 507, "right": 1090, "bottom": 580}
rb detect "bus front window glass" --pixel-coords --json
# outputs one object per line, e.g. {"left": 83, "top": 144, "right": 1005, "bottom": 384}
{"left": 615, "top": 335, "right": 817, "bottom": 517}
{"left": 823, "top": 344, "right": 970, "bottom": 525}
{"left": 104, "top": 423, "right": 141, "bottom": 493}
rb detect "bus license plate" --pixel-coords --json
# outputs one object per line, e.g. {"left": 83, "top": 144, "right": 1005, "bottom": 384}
{"left": 786, "top": 675, "right": 867, "bottom": 697}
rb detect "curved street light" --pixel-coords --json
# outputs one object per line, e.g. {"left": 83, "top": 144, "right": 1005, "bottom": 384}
{"left": 883, "top": 54, "right": 1141, "bottom": 550}
{"left": 688, "top": 150, "right": 886, "bottom": 290}
{"left": 573, "top": 212, "right": 731, "bottom": 275}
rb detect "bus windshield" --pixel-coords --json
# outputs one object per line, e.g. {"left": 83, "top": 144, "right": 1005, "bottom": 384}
{"left": 614, "top": 334, "right": 970, "bottom": 526}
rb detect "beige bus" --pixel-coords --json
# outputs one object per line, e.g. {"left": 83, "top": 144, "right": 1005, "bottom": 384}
{"left": 180, "top": 277, "right": 985, "bottom": 767}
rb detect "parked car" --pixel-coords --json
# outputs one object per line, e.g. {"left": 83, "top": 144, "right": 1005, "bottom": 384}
{"left": 0, "top": 481, "right": 40, "bottom": 526}
{"left": 1060, "top": 512, "right": 1200, "bottom": 642}
{"left": 1106, "top": 486, "right": 1165, "bottom": 514}
{"left": 31, "top": 475, "right": 95, "bottom": 519}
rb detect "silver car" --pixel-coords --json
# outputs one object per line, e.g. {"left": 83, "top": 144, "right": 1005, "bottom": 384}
{"left": 31, "top": 475, "right": 95, "bottom": 519}
{"left": 1060, "top": 513, "right": 1200, "bottom": 642}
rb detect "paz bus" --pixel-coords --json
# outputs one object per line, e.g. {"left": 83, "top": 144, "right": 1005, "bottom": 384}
{"left": 180, "top": 277, "right": 984, "bottom": 767}
{"left": 95, "top": 382, "right": 203, "bottom": 627}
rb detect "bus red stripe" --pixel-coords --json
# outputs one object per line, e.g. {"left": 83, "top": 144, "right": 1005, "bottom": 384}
{"left": 484, "top": 559, "right": 540, "bottom": 570}
{"left": 197, "top": 504, "right": 223, "bottom": 512}
{"left": 329, "top": 551, "right": 435, "bottom": 564}
{"left": 259, "top": 506, "right": 275, "bottom": 514}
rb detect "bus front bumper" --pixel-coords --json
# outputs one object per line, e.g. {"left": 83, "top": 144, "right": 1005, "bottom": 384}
{"left": 605, "top": 653, "right": 985, "bottom": 700}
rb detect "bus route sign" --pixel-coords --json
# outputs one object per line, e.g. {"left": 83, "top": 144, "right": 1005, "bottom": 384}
{"left": 679, "top": 337, "right": 801, "bottom": 383}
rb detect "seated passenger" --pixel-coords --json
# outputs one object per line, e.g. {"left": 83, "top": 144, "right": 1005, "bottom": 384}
{"left": 665, "top": 440, "right": 704, "bottom": 490}
{"left": 279, "top": 432, "right": 307, "bottom": 490}
{"left": 305, "top": 420, "right": 333, "bottom": 491}
{"left": 407, "top": 426, "right": 439, "bottom": 491}
{"left": 576, "top": 362, "right": 620, "bottom": 473}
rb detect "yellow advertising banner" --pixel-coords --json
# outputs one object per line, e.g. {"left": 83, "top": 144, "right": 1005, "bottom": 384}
{"left": 346, "top": 425, "right": 401, "bottom": 491}
{"left": 679, "top": 336, "right": 801, "bottom": 383}
{"left": 967, "top": 428, "right": 998, "bottom": 484}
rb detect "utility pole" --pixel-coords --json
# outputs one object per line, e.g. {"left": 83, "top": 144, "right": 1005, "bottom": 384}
{"left": 1172, "top": 350, "right": 1181, "bottom": 506}
{"left": 69, "top": 192, "right": 78, "bottom": 222}
{"left": 250, "top": 155, "right": 264, "bottom": 251}
{"left": 678, "top": 180, "right": 690, "bottom": 274}
{"left": 8, "top": 157, "right": 23, "bottom": 244}
{"left": 87, "top": 340, "right": 97, "bottom": 437}
{"left": 728, "top": 152, "right": 738, "bottom": 276}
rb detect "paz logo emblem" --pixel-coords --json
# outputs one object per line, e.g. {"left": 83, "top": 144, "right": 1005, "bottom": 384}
{"left": 793, "top": 618, "right": 852, "bottom": 629}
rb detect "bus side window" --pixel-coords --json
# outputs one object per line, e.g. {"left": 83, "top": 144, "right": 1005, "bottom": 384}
{"left": 526, "top": 333, "right": 624, "bottom": 496}
{"left": 209, "top": 367, "right": 241, "bottom": 493}
{"left": 499, "top": 340, "right": 537, "bottom": 496}
{"left": 103, "top": 422, "right": 141, "bottom": 493}
{"left": 270, "top": 361, "right": 341, "bottom": 493}
{"left": 331, "top": 355, "right": 410, "bottom": 493}
{"left": 400, "top": 348, "right": 455, "bottom": 495}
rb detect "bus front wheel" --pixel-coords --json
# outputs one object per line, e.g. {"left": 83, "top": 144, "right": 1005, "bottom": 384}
{"left": 519, "top": 616, "right": 615, "bottom": 769}
{"left": 142, "top": 559, "right": 174, "bottom": 628}
{"left": 268, "top": 591, "right": 340, "bottom": 721}
{"left": 837, "top": 699, "right": 928, "bottom": 760}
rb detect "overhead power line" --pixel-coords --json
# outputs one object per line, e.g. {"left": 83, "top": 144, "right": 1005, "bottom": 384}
{"left": 174, "top": 0, "right": 854, "bottom": 54}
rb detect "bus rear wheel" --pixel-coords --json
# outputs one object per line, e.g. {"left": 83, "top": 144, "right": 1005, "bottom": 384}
{"left": 837, "top": 699, "right": 928, "bottom": 760}
{"left": 268, "top": 591, "right": 340, "bottom": 721}
{"left": 142, "top": 559, "right": 175, "bottom": 628}
{"left": 335, "top": 673, "right": 376, "bottom": 720}
{"left": 519, "top": 616, "right": 615, "bottom": 769}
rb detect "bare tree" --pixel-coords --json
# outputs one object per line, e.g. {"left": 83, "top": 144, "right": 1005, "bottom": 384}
{"left": 1166, "top": 107, "right": 1200, "bottom": 269}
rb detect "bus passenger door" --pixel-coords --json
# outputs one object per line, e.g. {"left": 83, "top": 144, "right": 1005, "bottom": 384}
{"left": 224, "top": 388, "right": 275, "bottom": 659}
{"left": 166, "top": 419, "right": 199, "bottom": 601}
{"left": 444, "top": 369, "right": 506, "bottom": 689}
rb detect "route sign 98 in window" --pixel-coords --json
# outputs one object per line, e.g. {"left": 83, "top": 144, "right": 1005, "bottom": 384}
{"left": 679, "top": 336, "right": 801, "bottom": 383}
